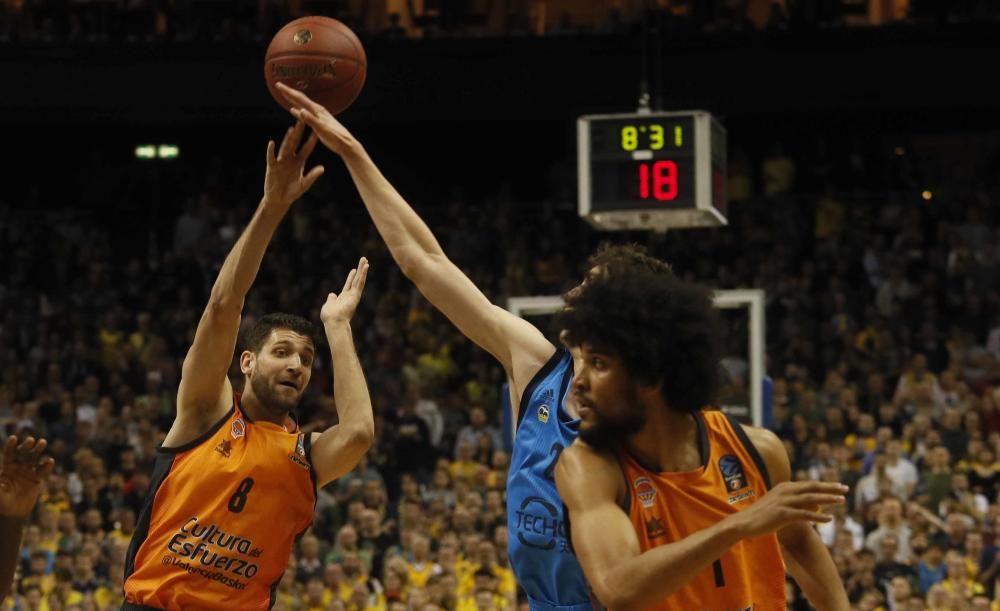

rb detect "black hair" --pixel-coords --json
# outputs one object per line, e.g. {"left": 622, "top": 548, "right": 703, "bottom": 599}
{"left": 243, "top": 313, "right": 315, "bottom": 353}
{"left": 557, "top": 243, "right": 722, "bottom": 413}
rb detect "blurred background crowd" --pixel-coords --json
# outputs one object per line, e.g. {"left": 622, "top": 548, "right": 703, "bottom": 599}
{"left": 2, "top": 121, "right": 1000, "bottom": 610}
{"left": 2, "top": 0, "right": 1000, "bottom": 44}
{"left": 3, "top": 0, "right": 1000, "bottom": 608}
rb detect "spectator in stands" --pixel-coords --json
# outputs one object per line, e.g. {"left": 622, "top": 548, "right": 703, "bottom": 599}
{"left": 392, "top": 397, "right": 437, "bottom": 480}
{"left": 452, "top": 405, "right": 502, "bottom": 461}
{"left": 940, "top": 550, "right": 985, "bottom": 598}
{"left": 4, "top": 104, "right": 1000, "bottom": 609}
{"left": 886, "top": 575, "right": 913, "bottom": 611}
{"left": 920, "top": 446, "right": 954, "bottom": 511}
{"left": 873, "top": 533, "right": 916, "bottom": 585}
{"left": 296, "top": 534, "right": 325, "bottom": 584}
{"left": 866, "top": 497, "right": 914, "bottom": 564}
{"left": 884, "top": 439, "right": 919, "bottom": 499}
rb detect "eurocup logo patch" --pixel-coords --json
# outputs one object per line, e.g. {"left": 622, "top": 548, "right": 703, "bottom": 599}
{"left": 537, "top": 405, "right": 550, "bottom": 423}
{"left": 634, "top": 477, "right": 657, "bottom": 508}
{"left": 231, "top": 418, "right": 246, "bottom": 440}
{"left": 719, "top": 455, "right": 748, "bottom": 491}
{"left": 288, "top": 433, "right": 310, "bottom": 470}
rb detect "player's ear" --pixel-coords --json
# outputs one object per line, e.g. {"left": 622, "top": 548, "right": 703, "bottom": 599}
{"left": 240, "top": 350, "right": 256, "bottom": 375}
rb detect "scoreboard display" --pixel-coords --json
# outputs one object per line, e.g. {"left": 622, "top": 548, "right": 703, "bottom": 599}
{"left": 578, "top": 111, "right": 727, "bottom": 231}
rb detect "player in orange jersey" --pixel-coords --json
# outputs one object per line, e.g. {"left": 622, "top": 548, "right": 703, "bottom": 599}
{"left": 554, "top": 244, "right": 851, "bottom": 610}
{"left": 123, "top": 121, "right": 375, "bottom": 610}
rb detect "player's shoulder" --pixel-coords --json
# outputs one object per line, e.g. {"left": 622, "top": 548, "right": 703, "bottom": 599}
{"left": 560, "top": 439, "right": 613, "bottom": 467}
{"left": 522, "top": 344, "right": 569, "bottom": 386}
{"left": 737, "top": 423, "right": 784, "bottom": 460}
{"left": 555, "top": 440, "right": 621, "bottom": 504}
{"left": 510, "top": 345, "right": 567, "bottom": 425}
{"left": 704, "top": 410, "right": 783, "bottom": 458}
{"left": 168, "top": 378, "right": 234, "bottom": 447}
{"left": 725, "top": 418, "right": 789, "bottom": 486}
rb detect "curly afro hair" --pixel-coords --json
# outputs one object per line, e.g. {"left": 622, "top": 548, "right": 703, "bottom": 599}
{"left": 557, "top": 243, "right": 722, "bottom": 413}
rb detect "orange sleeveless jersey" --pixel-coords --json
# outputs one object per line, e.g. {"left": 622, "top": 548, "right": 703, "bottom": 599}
{"left": 124, "top": 400, "right": 316, "bottom": 610}
{"left": 617, "top": 410, "right": 786, "bottom": 611}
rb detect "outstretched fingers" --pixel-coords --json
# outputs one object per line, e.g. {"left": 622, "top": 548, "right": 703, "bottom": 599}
{"left": 301, "top": 165, "right": 326, "bottom": 192}
{"left": 277, "top": 119, "right": 307, "bottom": 161}
{"left": 299, "top": 131, "right": 320, "bottom": 161}
{"left": 293, "top": 108, "right": 324, "bottom": 138}
{"left": 0, "top": 436, "right": 15, "bottom": 471}
{"left": 787, "top": 508, "right": 834, "bottom": 523}
{"left": 36, "top": 456, "right": 55, "bottom": 478}
{"left": 354, "top": 258, "right": 369, "bottom": 293}
{"left": 790, "top": 493, "right": 846, "bottom": 509}
{"left": 340, "top": 268, "right": 358, "bottom": 295}
{"left": 15, "top": 437, "right": 37, "bottom": 462}
{"left": 25, "top": 438, "right": 48, "bottom": 462}
{"left": 277, "top": 82, "right": 326, "bottom": 115}
{"left": 266, "top": 140, "right": 277, "bottom": 167}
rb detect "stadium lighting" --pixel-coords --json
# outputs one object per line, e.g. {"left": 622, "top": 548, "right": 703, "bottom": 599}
{"left": 135, "top": 144, "right": 180, "bottom": 160}
{"left": 157, "top": 145, "right": 180, "bottom": 159}
{"left": 134, "top": 145, "right": 156, "bottom": 159}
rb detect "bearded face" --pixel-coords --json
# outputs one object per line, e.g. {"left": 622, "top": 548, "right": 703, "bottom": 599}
{"left": 242, "top": 329, "right": 314, "bottom": 416}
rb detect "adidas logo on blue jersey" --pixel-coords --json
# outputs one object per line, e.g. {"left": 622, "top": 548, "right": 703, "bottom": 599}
{"left": 538, "top": 388, "right": 555, "bottom": 404}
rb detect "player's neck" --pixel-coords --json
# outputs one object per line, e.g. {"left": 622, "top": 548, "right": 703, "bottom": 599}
{"left": 624, "top": 408, "right": 700, "bottom": 473}
{"left": 239, "top": 390, "right": 290, "bottom": 426}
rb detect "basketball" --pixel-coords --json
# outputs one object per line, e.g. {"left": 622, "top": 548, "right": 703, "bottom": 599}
{"left": 264, "top": 16, "right": 367, "bottom": 115}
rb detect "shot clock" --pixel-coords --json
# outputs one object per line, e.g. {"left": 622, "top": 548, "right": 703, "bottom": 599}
{"left": 578, "top": 111, "right": 727, "bottom": 231}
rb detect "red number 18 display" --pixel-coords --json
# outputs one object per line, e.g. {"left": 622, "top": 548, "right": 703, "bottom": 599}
{"left": 638, "top": 160, "right": 678, "bottom": 201}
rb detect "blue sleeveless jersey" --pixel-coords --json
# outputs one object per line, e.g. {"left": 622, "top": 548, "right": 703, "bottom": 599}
{"left": 507, "top": 349, "right": 593, "bottom": 611}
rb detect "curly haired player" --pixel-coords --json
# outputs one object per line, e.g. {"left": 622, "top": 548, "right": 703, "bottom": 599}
{"left": 554, "top": 247, "right": 851, "bottom": 610}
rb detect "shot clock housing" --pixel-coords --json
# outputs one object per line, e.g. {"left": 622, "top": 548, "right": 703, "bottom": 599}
{"left": 578, "top": 111, "right": 727, "bottom": 232}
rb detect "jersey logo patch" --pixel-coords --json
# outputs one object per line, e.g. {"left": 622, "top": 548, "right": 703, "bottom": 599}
{"left": 231, "top": 418, "right": 246, "bottom": 439}
{"left": 719, "top": 455, "right": 748, "bottom": 491}
{"left": 537, "top": 405, "right": 550, "bottom": 423}
{"left": 289, "top": 433, "right": 309, "bottom": 470}
{"left": 288, "top": 452, "right": 310, "bottom": 470}
{"left": 633, "top": 476, "right": 657, "bottom": 508}
{"left": 215, "top": 439, "right": 232, "bottom": 458}
{"left": 645, "top": 516, "right": 666, "bottom": 539}
{"left": 514, "top": 496, "right": 568, "bottom": 552}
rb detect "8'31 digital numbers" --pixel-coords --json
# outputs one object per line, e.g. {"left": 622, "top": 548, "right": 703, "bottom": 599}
{"left": 621, "top": 125, "right": 683, "bottom": 152}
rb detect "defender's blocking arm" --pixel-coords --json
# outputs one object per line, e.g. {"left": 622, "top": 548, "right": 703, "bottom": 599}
{"left": 276, "top": 83, "right": 555, "bottom": 416}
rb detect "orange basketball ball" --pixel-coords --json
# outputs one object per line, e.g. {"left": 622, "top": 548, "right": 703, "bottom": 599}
{"left": 264, "top": 16, "right": 367, "bottom": 115}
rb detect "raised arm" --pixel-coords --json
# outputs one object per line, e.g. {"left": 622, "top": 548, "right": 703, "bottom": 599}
{"left": 275, "top": 83, "right": 555, "bottom": 409}
{"left": 310, "top": 258, "right": 375, "bottom": 487}
{"left": 555, "top": 440, "right": 848, "bottom": 611}
{"left": 0, "top": 437, "right": 54, "bottom": 604}
{"left": 745, "top": 426, "right": 851, "bottom": 611}
{"left": 167, "top": 121, "right": 324, "bottom": 446}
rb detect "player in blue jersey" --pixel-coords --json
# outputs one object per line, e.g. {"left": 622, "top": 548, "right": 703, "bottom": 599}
{"left": 276, "top": 83, "right": 594, "bottom": 610}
